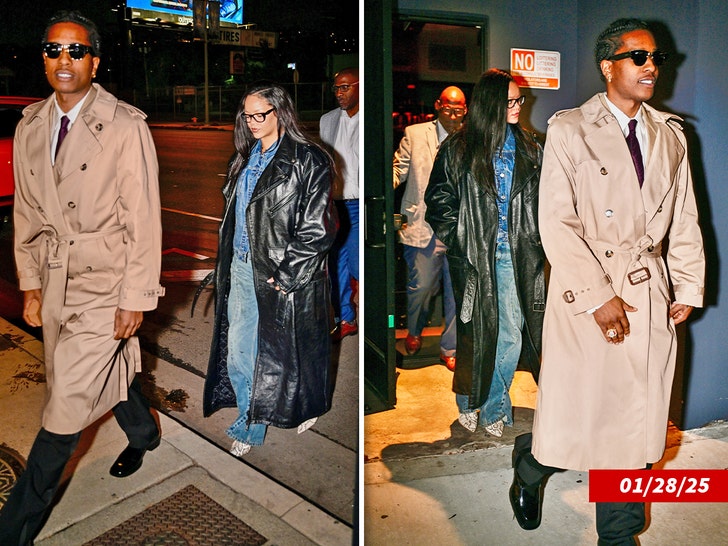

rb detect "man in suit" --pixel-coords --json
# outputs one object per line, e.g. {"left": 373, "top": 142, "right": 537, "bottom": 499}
{"left": 0, "top": 11, "right": 164, "bottom": 544}
{"left": 509, "top": 19, "right": 705, "bottom": 544}
{"left": 392, "top": 86, "right": 467, "bottom": 368}
{"left": 320, "top": 67, "right": 359, "bottom": 341}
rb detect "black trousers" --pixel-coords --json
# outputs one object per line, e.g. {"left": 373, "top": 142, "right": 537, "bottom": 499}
{"left": 514, "top": 433, "right": 646, "bottom": 546}
{"left": 0, "top": 377, "right": 158, "bottom": 546}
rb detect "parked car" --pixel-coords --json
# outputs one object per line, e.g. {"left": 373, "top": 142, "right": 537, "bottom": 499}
{"left": 0, "top": 96, "right": 42, "bottom": 210}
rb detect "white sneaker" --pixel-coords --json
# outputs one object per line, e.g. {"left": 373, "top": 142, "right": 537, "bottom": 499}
{"left": 484, "top": 419, "right": 504, "bottom": 438}
{"left": 230, "top": 440, "right": 252, "bottom": 457}
{"left": 297, "top": 417, "right": 318, "bottom": 434}
{"left": 458, "top": 412, "right": 478, "bottom": 432}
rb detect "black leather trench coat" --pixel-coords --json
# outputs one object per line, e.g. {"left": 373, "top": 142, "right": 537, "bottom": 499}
{"left": 203, "top": 134, "right": 337, "bottom": 428}
{"left": 424, "top": 131, "right": 545, "bottom": 410}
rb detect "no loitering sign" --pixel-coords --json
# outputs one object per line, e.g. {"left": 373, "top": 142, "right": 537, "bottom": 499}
{"left": 510, "top": 48, "right": 561, "bottom": 90}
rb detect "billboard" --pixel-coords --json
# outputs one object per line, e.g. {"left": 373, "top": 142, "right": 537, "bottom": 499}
{"left": 126, "top": 0, "right": 243, "bottom": 26}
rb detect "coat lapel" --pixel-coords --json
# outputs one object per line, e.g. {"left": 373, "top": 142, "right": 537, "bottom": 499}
{"left": 22, "top": 97, "right": 70, "bottom": 234}
{"left": 249, "top": 135, "right": 294, "bottom": 203}
{"left": 425, "top": 121, "right": 440, "bottom": 162}
{"left": 583, "top": 110, "right": 644, "bottom": 201}
{"left": 511, "top": 143, "right": 539, "bottom": 197}
{"left": 55, "top": 87, "right": 104, "bottom": 184}
{"left": 640, "top": 108, "right": 683, "bottom": 225}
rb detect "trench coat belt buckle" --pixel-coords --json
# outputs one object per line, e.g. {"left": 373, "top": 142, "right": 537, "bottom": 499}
{"left": 627, "top": 267, "right": 651, "bottom": 285}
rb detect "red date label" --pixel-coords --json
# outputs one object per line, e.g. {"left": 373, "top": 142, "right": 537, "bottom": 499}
{"left": 589, "top": 470, "right": 728, "bottom": 502}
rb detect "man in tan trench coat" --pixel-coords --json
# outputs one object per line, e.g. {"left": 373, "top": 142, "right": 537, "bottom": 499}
{"left": 0, "top": 11, "right": 164, "bottom": 545}
{"left": 508, "top": 19, "right": 705, "bottom": 544}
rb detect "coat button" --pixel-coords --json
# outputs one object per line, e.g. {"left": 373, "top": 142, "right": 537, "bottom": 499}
{"left": 647, "top": 245, "right": 654, "bottom": 252}
{"left": 69, "top": 240, "right": 74, "bottom": 245}
{"left": 95, "top": 123, "right": 103, "bottom": 131}
{"left": 600, "top": 167, "right": 608, "bottom": 175}
{"left": 605, "top": 250, "right": 614, "bottom": 258}
{"left": 86, "top": 266, "right": 93, "bottom": 271}
{"left": 605, "top": 209, "right": 613, "bottom": 217}
{"left": 68, "top": 202, "right": 76, "bottom": 208}
{"left": 657, "top": 205, "right": 663, "bottom": 213}
{"left": 80, "top": 164, "right": 87, "bottom": 171}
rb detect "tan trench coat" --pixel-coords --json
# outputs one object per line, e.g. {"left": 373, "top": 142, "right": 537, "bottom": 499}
{"left": 532, "top": 94, "right": 705, "bottom": 471}
{"left": 13, "top": 84, "right": 164, "bottom": 435}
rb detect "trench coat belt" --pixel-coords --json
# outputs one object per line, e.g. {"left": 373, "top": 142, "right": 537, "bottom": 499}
{"left": 36, "top": 224, "right": 128, "bottom": 359}
{"left": 588, "top": 235, "right": 663, "bottom": 285}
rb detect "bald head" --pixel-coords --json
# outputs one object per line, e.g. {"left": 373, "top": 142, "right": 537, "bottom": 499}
{"left": 335, "top": 67, "right": 358, "bottom": 81}
{"left": 435, "top": 86, "right": 467, "bottom": 134}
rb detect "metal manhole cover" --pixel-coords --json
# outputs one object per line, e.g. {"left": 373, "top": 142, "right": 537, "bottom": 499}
{"left": 84, "top": 484, "right": 267, "bottom": 546}
{"left": 0, "top": 444, "right": 26, "bottom": 508}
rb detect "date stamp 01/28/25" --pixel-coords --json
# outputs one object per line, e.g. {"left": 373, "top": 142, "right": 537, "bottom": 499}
{"left": 589, "top": 469, "right": 728, "bottom": 502}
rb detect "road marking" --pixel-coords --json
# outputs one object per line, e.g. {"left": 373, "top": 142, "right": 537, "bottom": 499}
{"left": 162, "top": 207, "right": 221, "bottom": 222}
{"left": 161, "top": 269, "right": 214, "bottom": 282}
{"left": 163, "top": 247, "right": 210, "bottom": 260}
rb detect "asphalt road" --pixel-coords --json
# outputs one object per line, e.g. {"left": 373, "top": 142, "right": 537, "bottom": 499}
{"left": 0, "top": 127, "right": 359, "bottom": 526}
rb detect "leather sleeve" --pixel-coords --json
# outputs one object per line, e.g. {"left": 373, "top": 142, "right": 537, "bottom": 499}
{"left": 424, "top": 141, "right": 460, "bottom": 252}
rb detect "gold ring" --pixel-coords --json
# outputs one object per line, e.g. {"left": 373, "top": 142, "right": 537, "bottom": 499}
{"left": 606, "top": 328, "right": 617, "bottom": 338}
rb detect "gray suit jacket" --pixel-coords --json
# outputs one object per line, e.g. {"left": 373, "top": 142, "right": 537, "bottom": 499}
{"left": 393, "top": 120, "right": 441, "bottom": 247}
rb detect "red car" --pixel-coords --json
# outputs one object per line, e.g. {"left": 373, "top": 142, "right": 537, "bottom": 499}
{"left": 0, "top": 96, "right": 43, "bottom": 209}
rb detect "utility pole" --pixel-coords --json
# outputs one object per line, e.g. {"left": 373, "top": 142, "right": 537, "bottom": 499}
{"left": 193, "top": 0, "right": 220, "bottom": 125}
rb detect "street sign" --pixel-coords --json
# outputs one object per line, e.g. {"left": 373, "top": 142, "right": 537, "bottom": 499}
{"left": 510, "top": 48, "right": 561, "bottom": 90}
{"left": 218, "top": 29, "right": 242, "bottom": 45}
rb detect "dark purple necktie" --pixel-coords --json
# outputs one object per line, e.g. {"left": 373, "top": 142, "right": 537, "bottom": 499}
{"left": 626, "top": 118, "right": 644, "bottom": 187}
{"left": 55, "top": 115, "right": 69, "bottom": 159}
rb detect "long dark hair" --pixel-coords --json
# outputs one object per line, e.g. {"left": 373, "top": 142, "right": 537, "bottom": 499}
{"left": 228, "top": 82, "right": 328, "bottom": 181}
{"left": 450, "top": 68, "right": 538, "bottom": 192}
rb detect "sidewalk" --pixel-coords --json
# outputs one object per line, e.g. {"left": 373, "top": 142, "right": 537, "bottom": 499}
{"left": 0, "top": 317, "right": 352, "bottom": 545}
{"left": 364, "top": 361, "right": 728, "bottom": 545}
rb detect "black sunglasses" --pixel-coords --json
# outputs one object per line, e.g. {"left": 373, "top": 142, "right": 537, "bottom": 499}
{"left": 607, "top": 49, "right": 668, "bottom": 67}
{"left": 43, "top": 42, "right": 95, "bottom": 61}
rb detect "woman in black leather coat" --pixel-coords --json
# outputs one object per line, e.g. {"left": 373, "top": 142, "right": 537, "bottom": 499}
{"left": 203, "top": 83, "right": 337, "bottom": 456}
{"left": 425, "top": 69, "right": 545, "bottom": 438}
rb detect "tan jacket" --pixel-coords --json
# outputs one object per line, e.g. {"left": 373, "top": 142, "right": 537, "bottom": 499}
{"left": 13, "top": 84, "right": 163, "bottom": 434}
{"left": 392, "top": 120, "right": 440, "bottom": 247}
{"left": 532, "top": 94, "right": 705, "bottom": 470}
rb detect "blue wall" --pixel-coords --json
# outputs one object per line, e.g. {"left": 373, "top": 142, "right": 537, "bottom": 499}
{"left": 397, "top": 0, "right": 728, "bottom": 427}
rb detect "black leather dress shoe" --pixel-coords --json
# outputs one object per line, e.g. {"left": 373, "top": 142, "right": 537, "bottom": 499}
{"left": 509, "top": 467, "right": 546, "bottom": 530}
{"left": 109, "top": 435, "right": 161, "bottom": 478}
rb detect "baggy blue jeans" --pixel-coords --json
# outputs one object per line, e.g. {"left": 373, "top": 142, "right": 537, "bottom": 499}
{"left": 226, "top": 257, "right": 268, "bottom": 445}
{"left": 402, "top": 235, "right": 457, "bottom": 355}
{"left": 330, "top": 199, "right": 359, "bottom": 323}
{"left": 457, "top": 241, "right": 523, "bottom": 426}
